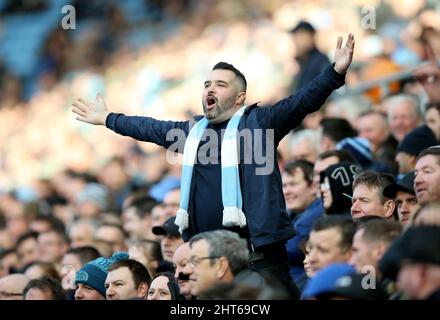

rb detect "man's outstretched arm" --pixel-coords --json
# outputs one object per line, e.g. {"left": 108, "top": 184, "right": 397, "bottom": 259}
{"left": 72, "top": 94, "right": 190, "bottom": 150}
{"left": 258, "top": 34, "right": 355, "bottom": 141}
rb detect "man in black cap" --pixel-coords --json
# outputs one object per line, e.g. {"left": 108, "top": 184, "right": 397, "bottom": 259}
{"left": 395, "top": 125, "right": 437, "bottom": 177}
{"left": 383, "top": 171, "right": 420, "bottom": 225}
{"left": 379, "top": 226, "right": 440, "bottom": 300}
{"left": 152, "top": 217, "right": 184, "bottom": 266}
{"left": 289, "top": 20, "right": 331, "bottom": 91}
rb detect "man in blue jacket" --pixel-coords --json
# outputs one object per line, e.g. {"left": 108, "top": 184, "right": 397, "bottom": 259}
{"left": 72, "top": 34, "right": 355, "bottom": 299}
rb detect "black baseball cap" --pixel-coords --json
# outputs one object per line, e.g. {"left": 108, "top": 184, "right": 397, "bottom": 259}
{"left": 383, "top": 171, "right": 416, "bottom": 198}
{"left": 290, "top": 20, "right": 316, "bottom": 34}
{"left": 397, "top": 125, "right": 437, "bottom": 157}
{"left": 379, "top": 226, "right": 440, "bottom": 280}
{"left": 152, "top": 216, "right": 180, "bottom": 236}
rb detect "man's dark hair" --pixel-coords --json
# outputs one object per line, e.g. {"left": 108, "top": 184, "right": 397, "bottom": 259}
{"left": 124, "top": 194, "right": 158, "bottom": 219}
{"left": 317, "top": 150, "right": 356, "bottom": 163}
{"left": 284, "top": 160, "right": 314, "bottom": 186}
{"left": 16, "top": 231, "right": 39, "bottom": 249}
{"left": 416, "top": 145, "right": 440, "bottom": 163}
{"left": 312, "top": 216, "right": 356, "bottom": 252}
{"left": 425, "top": 102, "right": 440, "bottom": 113}
{"left": 64, "top": 169, "right": 97, "bottom": 183}
{"left": 32, "top": 214, "right": 66, "bottom": 234}
{"left": 353, "top": 170, "right": 396, "bottom": 203}
{"left": 23, "top": 276, "right": 66, "bottom": 300}
{"left": 321, "top": 117, "right": 357, "bottom": 143}
{"left": 357, "top": 220, "right": 402, "bottom": 245}
{"left": 354, "top": 215, "right": 387, "bottom": 227}
{"left": 213, "top": 62, "right": 247, "bottom": 91}
{"left": 108, "top": 259, "right": 152, "bottom": 288}
{"left": 65, "top": 246, "right": 101, "bottom": 266}
{"left": 39, "top": 228, "right": 69, "bottom": 245}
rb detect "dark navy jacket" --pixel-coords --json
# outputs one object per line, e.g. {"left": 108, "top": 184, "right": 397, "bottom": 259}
{"left": 105, "top": 65, "right": 345, "bottom": 249}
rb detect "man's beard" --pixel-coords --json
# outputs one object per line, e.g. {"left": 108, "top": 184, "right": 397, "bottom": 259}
{"left": 203, "top": 95, "right": 236, "bottom": 121}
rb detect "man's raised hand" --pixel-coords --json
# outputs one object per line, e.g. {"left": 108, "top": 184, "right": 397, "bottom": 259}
{"left": 334, "top": 33, "right": 355, "bottom": 75}
{"left": 72, "top": 93, "right": 109, "bottom": 126}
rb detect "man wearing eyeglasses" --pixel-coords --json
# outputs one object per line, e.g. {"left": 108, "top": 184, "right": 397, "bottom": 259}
{"left": 0, "top": 274, "right": 30, "bottom": 300}
{"left": 414, "top": 145, "right": 440, "bottom": 205}
{"left": 187, "top": 230, "right": 275, "bottom": 299}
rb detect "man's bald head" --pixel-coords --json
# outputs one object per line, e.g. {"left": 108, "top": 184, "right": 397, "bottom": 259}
{"left": 0, "top": 274, "right": 30, "bottom": 300}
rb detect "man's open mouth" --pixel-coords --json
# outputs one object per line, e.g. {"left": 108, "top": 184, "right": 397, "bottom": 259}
{"left": 206, "top": 96, "right": 216, "bottom": 107}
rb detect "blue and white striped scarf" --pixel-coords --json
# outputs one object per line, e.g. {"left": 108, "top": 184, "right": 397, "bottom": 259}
{"left": 174, "top": 106, "right": 247, "bottom": 234}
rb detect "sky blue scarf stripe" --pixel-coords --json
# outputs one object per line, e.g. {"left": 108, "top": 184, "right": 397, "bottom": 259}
{"left": 175, "top": 106, "right": 247, "bottom": 234}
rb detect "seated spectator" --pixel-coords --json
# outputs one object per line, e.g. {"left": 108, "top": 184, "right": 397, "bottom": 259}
{"left": 288, "top": 129, "right": 320, "bottom": 163}
{"left": 414, "top": 146, "right": 440, "bottom": 205}
{"left": 424, "top": 103, "right": 440, "bottom": 141}
{"left": 383, "top": 171, "right": 420, "bottom": 224}
{"left": 15, "top": 231, "right": 39, "bottom": 269}
{"left": 172, "top": 243, "right": 193, "bottom": 300}
{"left": 74, "top": 251, "right": 129, "bottom": 300}
{"left": 313, "top": 150, "right": 356, "bottom": 190}
{"left": 395, "top": 125, "right": 437, "bottom": 176}
{"left": 320, "top": 118, "right": 357, "bottom": 153}
{"left": 37, "top": 229, "right": 69, "bottom": 266}
{"left": 122, "top": 194, "right": 158, "bottom": 241}
{"left": 336, "top": 137, "right": 373, "bottom": 169}
{"left": 0, "top": 249, "right": 19, "bottom": 276}
{"left": 283, "top": 160, "right": 321, "bottom": 291}
{"left": 23, "top": 276, "right": 65, "bottom": 300}
{"left": 147, "top": 272, "right": 184, "bottom": 300}
{"left": 75, "top": 183, "right": 109, "bottom": 219}
{"left": 128, "top": 239, "right": 162, "bottom": 277}
{"left": 349, "top": 219, "right": 402, "bottom": 276}
{"left": 351, "top": 171, "right": 397, "bottom": 221}
{"left": 0, "top": 274, "right": 30, "bottom": 300}
{"left": 188, "top": 230, "right": 282, "bottom": 299}
{"left": 357, "top": 110, "right": 398, "bottom": 172}
{"left": 68, "top": 219, "right": 98, "bottom": 248}
{"left": 358, "top": 111, "right": 392, "bottom": 154}
{"left": 105, "top": 259, "right": 151, "bottom": 300}
{"left": 325, "top": 96, "right": 371, "bottom": 130}
{"left": 60, "top": 246, "right": 101, "bottom": 293}
{"left": 383, "top": 94, "right": 422, "bottom": 142}
{"left": 23, "top": 261, "right": 60, "bottom": 280}
{"left": 379, "top": 226, "right": 440, "bottom": 300}
{"left": 308, "top": 216, "right": 356, "bottom": 275}
{"left": 152, "top": 216, "right": 183, "bottom": 272}
{"left": 319, "top": 162, "right": 362, "bottom": 216}
{"left": 29, "top": 214, "right": 66, "bottom": 236}
{"left": 94, "top": 223, "right": 128, "bottom": 253}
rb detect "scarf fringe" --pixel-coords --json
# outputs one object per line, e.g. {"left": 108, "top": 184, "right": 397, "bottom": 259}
{"left": 175, "top": 208, "right": 189, "bottom": 234}
{"left": 223, "top": 207, "right": 247, "bottom": 227}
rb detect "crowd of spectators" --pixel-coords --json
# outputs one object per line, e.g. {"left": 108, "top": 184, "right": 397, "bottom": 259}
{"left": 0, "top": 0, "right": 440, "bottom": 300}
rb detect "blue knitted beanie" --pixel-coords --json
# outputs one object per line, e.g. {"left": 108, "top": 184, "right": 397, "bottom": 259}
{"left": 75, "top": 251, "right": 129, "bottom": 297}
